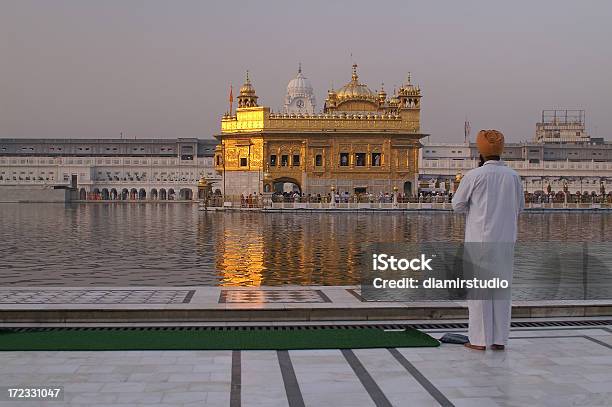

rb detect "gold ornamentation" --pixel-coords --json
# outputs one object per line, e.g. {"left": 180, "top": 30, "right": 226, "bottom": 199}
{"left": 216, "top": 67, "right": 426, "bottom": 194}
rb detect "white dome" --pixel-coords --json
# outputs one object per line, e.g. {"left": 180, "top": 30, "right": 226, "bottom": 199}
{"left": 284, "top": 64, "right": 316, "bottom": 114}
{"left": 287, "top": 70, "right": 313, "bottom": 98}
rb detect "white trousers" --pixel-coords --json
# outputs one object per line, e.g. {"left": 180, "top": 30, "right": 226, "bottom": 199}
{"left": 467, "top": 299, "right": 512, "bottom": 347}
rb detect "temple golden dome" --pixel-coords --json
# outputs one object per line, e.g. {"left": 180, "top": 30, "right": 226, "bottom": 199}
{"left": 238, "top": 71, "right": 258, "bottom": 108}
{"left": 397, "top": 72, "right": 420, "bottom": 96}
{"left": 240, "top": 71, "right": 256, "bottom": 96}
{"left": 335, "top": 64, "right": 377, "bottom": 101}
{"left": 389, "top": 88, "right": 400, "bottom": 106}
{"left": 377, "top": 83, "right": 387, "bottom": 102}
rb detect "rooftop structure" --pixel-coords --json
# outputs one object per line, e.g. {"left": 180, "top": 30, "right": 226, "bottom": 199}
{"left": 0, "top": 138, "right": 217, "bottom": 158}
{"left": 535, "top": 109, "right": 590, "bottom": 144}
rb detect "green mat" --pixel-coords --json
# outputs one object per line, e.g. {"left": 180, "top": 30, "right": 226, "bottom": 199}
{"left": 0, "top": 327, "right": 439, "bottom": 351}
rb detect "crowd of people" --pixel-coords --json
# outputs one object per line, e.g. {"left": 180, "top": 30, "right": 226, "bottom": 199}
{"left": 232, "top": 189, "right": 611, "bottom": 208}
{"left": 267, "top": 191, "right": 453, "bottom": 204}
{"left": 525, "top": 191, "right": 612, "bottom": 204}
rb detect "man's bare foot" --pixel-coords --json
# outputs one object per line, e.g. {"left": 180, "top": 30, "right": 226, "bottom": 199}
{"left": 491, "top": 344, "right": 505, "bottom": 350}
{"left": 464, "top": 343, "right": 486, "bottom": 351}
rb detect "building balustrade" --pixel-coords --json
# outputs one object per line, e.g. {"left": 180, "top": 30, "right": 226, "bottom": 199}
{"left": 205, "top": 199, "right": 612, "bottom": 211}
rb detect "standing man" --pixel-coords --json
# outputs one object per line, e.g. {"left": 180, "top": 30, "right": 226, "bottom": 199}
{"left": 452, "top": 130, "right": 524, "bottom": 350}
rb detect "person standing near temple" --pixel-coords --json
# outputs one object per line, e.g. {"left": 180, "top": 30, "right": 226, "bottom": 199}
{"left": 452, "top": 130, "right": 524, "bottom": 350}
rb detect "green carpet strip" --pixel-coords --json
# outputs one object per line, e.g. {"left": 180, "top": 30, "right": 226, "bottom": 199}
{"left": 0, "top": 327, "right": 439, "bottom": 351}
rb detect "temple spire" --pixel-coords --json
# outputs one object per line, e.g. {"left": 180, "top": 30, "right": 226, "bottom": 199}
{"left": 351, "top": 63, "right": 358, "bottom": 81}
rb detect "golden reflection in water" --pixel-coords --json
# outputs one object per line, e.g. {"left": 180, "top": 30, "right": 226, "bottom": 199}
{"left": 203, "top": 212, "right": 374, "bottom": 286}
{"left": 1, "top": 204, "right": 610, "bottom": 287}
{"left": 197, "top": 212, "right": 473, "bottom": 287}
{"left": 212, "top": 213, "right": 265, "bottom": 286}
{"left": 196, "top": 211, "right": 612, "bottom": 287}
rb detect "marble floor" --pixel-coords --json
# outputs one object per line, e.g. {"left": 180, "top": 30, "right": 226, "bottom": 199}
{"left": 0, "top": 325, "right": 610, "bottom": 407}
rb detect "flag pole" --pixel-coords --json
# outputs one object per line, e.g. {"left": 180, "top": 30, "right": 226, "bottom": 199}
{"left": 229, "top": 83, "right": 233, "bottom": 116}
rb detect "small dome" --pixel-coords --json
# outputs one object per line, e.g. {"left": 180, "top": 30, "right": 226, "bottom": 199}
{"left": 389, "top": 89, "right": 400, "bottom": 105}
{"left": 240, "top": 83, "right": 254, "bottom": 95}
{"left": 286, "top": 64, "right": 314, "bottom": 98}
{"left": 398, "top": 72, "right": 420, "bottom": 96}
{"left": 240, "top": 71, "right": 256, "bottom": 95}
{"left": 237, "top": 71, "right": 258, "bottom": 108}
{"left": 284, "top": 64, "right": 316, "bottom": 114}
{"left": 378, "top": 83, "right": 387, "bottom": 100}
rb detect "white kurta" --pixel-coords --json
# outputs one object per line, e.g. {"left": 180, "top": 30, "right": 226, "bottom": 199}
{"left": 452, "top": 160, "right": 524, "bottom": 347}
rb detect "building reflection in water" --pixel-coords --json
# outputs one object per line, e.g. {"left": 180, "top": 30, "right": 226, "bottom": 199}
{"left": 0, "top": 203, "right": 610, "bottom": 287}
{"left": 201, "top": 211, "right": 469, "bottom": 287}
{"left": 198, "top": 210, "right": 611, "bottom": 287}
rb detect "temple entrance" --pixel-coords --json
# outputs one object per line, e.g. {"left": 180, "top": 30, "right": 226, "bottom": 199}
{"left": 354, "top": 187, "right": 367, "bottom": 194}
{"left": 272, "top": 178, "right": 301, "bottom": 194}
{"left": 403, "top": 181, "right": 413, "bottom": 196}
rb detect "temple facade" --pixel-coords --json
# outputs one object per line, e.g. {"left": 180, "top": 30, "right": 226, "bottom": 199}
{"left": 215, "top": 64, "right": 426, "bottom": 197}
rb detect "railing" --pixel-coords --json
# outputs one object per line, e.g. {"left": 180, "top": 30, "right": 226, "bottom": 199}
{"left": 267, "top": 202, "right": 454, "bottom": 210}
{"left": 203, "top": 193, "right": 612, "bottom": 211}
{"left": 524, "top": 202, "right": 611, "bottom": 209}
{"left": 525, "top": 194, "right": 612, "bottom": 204}
{"left": 208, "top": 201, "right": 611, "bottom": 210}
{"left": 420, "top": 159, "right": 612, "bottom": 172}
{"left": 268, "top": 194, "right": 449, "bottom": 204}
{"left": 0, "top": 179, "right": 68, "bottom": 185}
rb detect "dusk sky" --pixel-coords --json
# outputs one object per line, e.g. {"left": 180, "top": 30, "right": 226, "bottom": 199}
{"left": 1, "top": 0, "right": 611, "bottom": 142}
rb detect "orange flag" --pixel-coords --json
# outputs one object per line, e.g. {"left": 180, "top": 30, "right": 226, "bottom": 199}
{"left": 229, "top": 84, "right": 233, "bottom": 114}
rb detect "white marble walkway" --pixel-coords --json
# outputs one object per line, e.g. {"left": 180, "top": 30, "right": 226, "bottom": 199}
{"left": 0, "top": 324, "right": 610, "bottom": 406}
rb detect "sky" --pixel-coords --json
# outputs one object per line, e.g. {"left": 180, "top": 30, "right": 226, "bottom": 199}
{"left": 1, "top": 0, "right": 611, "bottom": 143}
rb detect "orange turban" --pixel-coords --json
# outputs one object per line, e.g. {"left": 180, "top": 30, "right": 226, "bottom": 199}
{"left": 476, "top": 130, "right": 504, "bottom": 158}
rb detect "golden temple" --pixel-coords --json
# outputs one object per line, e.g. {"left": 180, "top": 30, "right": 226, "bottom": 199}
{"left": 215, "top": 64, "right": 426, "bottom": 196}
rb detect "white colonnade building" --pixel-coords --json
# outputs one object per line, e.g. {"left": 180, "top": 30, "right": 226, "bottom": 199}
{"left": 0, "top": 138, "right": 220, "bottom": 201}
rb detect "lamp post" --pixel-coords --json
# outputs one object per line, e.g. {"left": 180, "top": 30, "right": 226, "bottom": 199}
{"left": 330, "top": 185, "right": 336, "bottom": 208}
{"left": 393, "top": 185, "right": 399, "bottom": 208}
{"left": 197, "top": 177, "right": 211, "bottom": 209}
{"left": 260, "top": 169, "right": 270, "bottom": 207}
{"left": 454, "top": 172, "right": 463, "bottom": 193}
